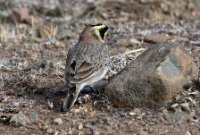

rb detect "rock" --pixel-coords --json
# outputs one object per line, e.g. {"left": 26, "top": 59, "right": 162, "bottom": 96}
{"left": 60, "top": 130, "right": 67, "bottom": 135}
{"left": 190, "top": 128, "right": 200, "bottom": 135}
{"left": 0, "top": 102, "right": 19, "bottom": 113}
{"left": 28, "top": 112, "right": 39, "bottom": 123}
{"left": 0, "top": 115, "right": 11, "bottom": 123}
{"left": 170, "top": 103, "right": 179, "bottom": 109}
{"left": 116, "top": 38, "right": 141, "bottom": 47}
{"left": 138, "top": 130, "right": 148, "bottom": 135}
{"left": 185, "top": 131, "right": 192, "bottom": 135}
{"left": 46, "top": 128, "right": 59, "bottom": 135}
{"left": 9, "top": 112, "right": 28, "bottom": 127}
{"left": 93, "top": 128, "right": 100, "bottom": 135}
{"left": 0, "top": 92, "right": 7, "bottom": 102}
{"left": 53, "top": 117, "right": 63, "bottom": 125}
{"left": 105, "top": 41, "right": 198, "bottom": 108}
{"left": 164, "top": 110, "right": 191, "bottom": 124}
{"left": 74, "top": 108, "right": 81, "bottom": 113}
{"left": 92, "top": 80, "right": 108, "bottom": 93}
{"left": 180, "top": 103, "right": 190, "bottom": 113}
{"left": 129, "top": 112, "right": 136, "bottom": 116}
{"left": 83, "top": 111, "right": 95, "bottom": 119}
{"left": 144, "top": 33, "right": 171, "bottom": 43}
{"left": 78, "top": 123, "right": 83, "bottom": 130}
{"left": 133, "top": 108, "right": 141, "bottom": 114}
{"left": 10, "top": 8, "right": 30, "bottom": 23}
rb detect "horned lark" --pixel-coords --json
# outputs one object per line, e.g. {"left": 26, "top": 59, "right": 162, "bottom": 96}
{"left": 62, "top": 23, "right": 113, "bottom": 111}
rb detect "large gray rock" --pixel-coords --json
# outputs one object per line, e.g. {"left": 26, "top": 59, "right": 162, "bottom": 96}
{"left": 105, "top": 41, "right": 198, "bottom": 108}
{"left": 10, "top": 112, "right": 28, "bottom": 127}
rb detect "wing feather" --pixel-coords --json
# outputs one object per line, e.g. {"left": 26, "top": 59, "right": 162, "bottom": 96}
{"left": 65, "top": 41, "right": 109, "bottom": 84}
{"left": 76, "top": 61, "right": 93, "bottom": 72}
{"left": 74, "top": 67, "right": 94, "bottom": 79}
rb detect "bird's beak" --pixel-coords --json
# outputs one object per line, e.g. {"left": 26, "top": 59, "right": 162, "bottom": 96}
{"left": 106, "top": 26, "right": 114, "bottom": 36}
{"left": 108, "top": 26, "right": 114, "bottom": 31}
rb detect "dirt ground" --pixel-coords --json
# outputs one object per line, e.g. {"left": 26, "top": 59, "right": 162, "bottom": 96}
{"left": 0, "top": 0, "right": 200, "bottom": 134}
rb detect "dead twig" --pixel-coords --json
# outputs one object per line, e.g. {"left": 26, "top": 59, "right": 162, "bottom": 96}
{"left": 122, "top": 48, "right": 146, "bottom": 56}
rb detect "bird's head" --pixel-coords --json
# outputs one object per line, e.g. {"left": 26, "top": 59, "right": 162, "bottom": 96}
{"left": 79, "top": 23, "right": 113, "bottom": 43}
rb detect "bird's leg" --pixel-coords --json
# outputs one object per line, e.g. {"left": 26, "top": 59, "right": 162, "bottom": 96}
{"left": 62, "top": 93, "right": 70, "bottom": 112}
{"left": 61, "top": 85, "right": 82, "bottom": 112}
{"left": 68, "top": 86, "right": 81, "bottom": 109}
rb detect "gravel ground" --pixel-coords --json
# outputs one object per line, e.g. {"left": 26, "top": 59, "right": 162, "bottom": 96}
{"left": 0, "top": 0, "right": 200, "bottom": 134}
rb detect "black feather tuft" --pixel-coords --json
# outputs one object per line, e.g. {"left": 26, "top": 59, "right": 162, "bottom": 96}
{"left": 84, "top": 23, "right": 103, "bottom": 27}
{"left": 99, "top": 26, "right": 108, "bottom": 39}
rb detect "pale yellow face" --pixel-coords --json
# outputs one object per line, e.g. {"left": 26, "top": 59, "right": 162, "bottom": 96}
{"left": 93, "top": 25, "right": 109, "bottom": 43}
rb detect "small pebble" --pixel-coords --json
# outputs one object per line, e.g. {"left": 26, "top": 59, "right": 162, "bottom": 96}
{"left": 0, "top": 93, "right": 7, "bottom": 102}
{"left": 73, "top": 108, "right": 83, "bottom": 113}
{"left": 28, "top": 112, "right": 38, "bottom": 123}
{"left": 93, "top": 129, "right": 100, "bottom": 135}
{"left": 9, "top": 112, "right": 28, "bottom": 127}
{"left": 46, "top": 128, "right": 54, "bottom": 134}
{"left": 171, "top": 103, "right": 179, "bottom": 109}
{"left": 133, "top": 108, "right": 141, "bottom": 114}
{"left": 0, "top": 102, "right": 19, "bottom": 112}
{"left": 78, "top": 123, "right": 83, "bottom": 130}
{"left": 129, "top": 111, "right": 136, "bottom": 116}
{"left": 164, "top": 110, "right": 191, "bottom": 124}
{"left": 180, "top": 103, "right": 190, "bottom": 112}
{"left": 104, "top": 75, "right": 109, "bottom": 80}
{"left": 139, "top": 130, "right": 148, "bottom": 135}
{"left": 185, "top": 131, "right": 192, "bottom": 135}
{"left": 84, "top": 111, "right": 94, "bottom": 119}
{"left": 53, "top": 117, "right": 63, "bottom": 125}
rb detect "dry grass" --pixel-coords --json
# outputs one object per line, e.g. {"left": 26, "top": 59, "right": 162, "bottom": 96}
{"left": 0, "top": 16, "right": 58, "bottom": 43}
{"left": 0, "top": 24, "right": 27, "bottom": 42}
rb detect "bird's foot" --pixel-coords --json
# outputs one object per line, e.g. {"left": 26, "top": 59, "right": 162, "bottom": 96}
{"left": 60, "top": 93, "right": 73, "bottom": 112}
{"left": 60, "top": 105, "right": 69, "bottom": 112}
{"left": 80, "top": 86, "right": 99, "bottom": 95}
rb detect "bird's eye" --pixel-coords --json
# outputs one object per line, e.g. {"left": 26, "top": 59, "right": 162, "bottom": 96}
{"left": 70, "top": 61, "right": 76, "bottom": 71}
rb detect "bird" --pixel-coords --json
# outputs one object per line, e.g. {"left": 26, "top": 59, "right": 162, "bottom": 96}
{"left": 62, "top": 23, "right": 113, "bottom": 111}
